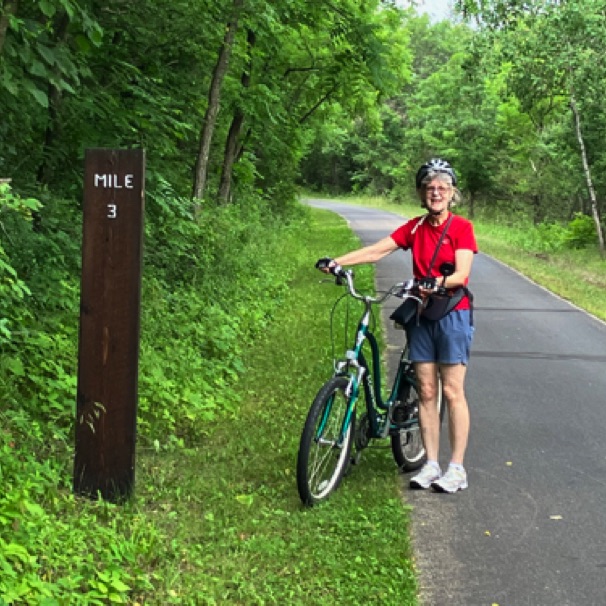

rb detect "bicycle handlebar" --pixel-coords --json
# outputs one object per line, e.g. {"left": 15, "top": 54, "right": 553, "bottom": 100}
{"left": 330, "top": 268, "right": 425, "bottom": 306}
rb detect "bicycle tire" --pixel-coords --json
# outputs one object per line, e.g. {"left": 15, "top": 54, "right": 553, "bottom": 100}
{"left": 390, "top": 374, "right": 444, "bottom": 471}
{"left": 296, "top": 376, "right": 355, "bottom": 506}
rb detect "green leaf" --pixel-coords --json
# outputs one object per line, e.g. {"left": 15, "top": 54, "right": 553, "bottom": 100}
{"left": 74, "top": 34, "right": 92, "bottom": 53}
{"left": 5, "top": 357, "right": 25, "bottom": 377}
{"left": 39, "top": 0, "right": 57, "bottom": 17}
{"left": 29, "top": 60, "right": 48, "bottom": 78}
{"left": 235, "top": 494, "right": 254, "bottom": 506}
{"left": 1, "top": 71, "right": 19, "bottom": 96}
{"left": 0, "top": 319, "right": 11, "bottom": 340}
{"left": 28, "top": 87, "right": 49, "bottom": 108}
{"left": 110, "top": 579, "right": 131, "bottom": 592}
{"left": 24, "top": 501, "right": 45, "bottom": 517}
{"left": 36, "top": 44, "right": 57, "bottom": 66}
{"left": 89, "top": 25, "right": 104, "bottom": 47}
{"left": 2, "top": 542, "right": 31, "bottom": 563}
{"left": 22, "top": 198, "right": 42, "bottom": 211}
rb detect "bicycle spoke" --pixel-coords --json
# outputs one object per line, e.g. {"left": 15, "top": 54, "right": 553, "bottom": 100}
{"left": 297, "top": 377, "right": 354, "bottom": 505}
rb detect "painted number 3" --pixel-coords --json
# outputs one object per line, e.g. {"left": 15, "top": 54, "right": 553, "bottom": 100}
{"left": 107, "top": 204, "right": 117, "bottom": 219}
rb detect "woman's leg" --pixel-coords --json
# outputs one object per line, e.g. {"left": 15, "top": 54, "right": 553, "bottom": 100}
{"left": 439, "top": 363, "right": 470, "bottom": 465}
{"left": 414, "top": 361, "right": 442, "bottom": 461}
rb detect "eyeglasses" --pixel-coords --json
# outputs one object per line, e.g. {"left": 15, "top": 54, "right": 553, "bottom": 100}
{"left": 425, "top": 186, "right": 450, "bottom": 195}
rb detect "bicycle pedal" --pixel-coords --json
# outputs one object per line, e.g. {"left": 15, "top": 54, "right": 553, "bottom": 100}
{"left": 390, "top": 401, "right": 417, "bottom": 428}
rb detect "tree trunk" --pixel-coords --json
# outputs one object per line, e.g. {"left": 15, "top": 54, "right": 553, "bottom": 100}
{"left": 570, "top": 94, "right": 605, "bottom": 256}
{"left": 218, "top": 28, "right": 254, "bottom": 205}
{"left": 531, "top": 193, "right": 543, "bottom": 225}
{"left": 528, "top": 158, "right": 543, "bottom": 225}
{"left": 192, "top": 0, "right": 243, "bottom": 212}
{"left": 218, "top": 112, "right": 244, "bottom": 205}
{"left": 468, "top": 190, "right": 475, "bottom": 219}
{"left": 0, "top": 0, "right": 19, "bottom": 54}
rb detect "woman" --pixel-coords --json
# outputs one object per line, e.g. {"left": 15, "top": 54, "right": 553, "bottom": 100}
{"left": 316, "top": 158, "right": 477, "bottom": 493}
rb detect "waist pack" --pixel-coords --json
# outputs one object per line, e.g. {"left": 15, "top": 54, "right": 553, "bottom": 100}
{"left": 389, "top": 298, "right": 418, "bottom": 327}
{"left": 422, "top": 288, "right": 466, "bottom": 321}
{"left": 390, "top": 287, "right": 472, "bottom": 326}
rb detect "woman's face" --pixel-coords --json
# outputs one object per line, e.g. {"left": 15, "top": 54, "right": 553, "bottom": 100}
{"left": 423, "top": 177, "right": 453, "bottom": 214}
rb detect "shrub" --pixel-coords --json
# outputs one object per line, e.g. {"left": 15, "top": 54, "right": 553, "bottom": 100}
{"left": 564, "top": 213, "right": 596, "bottom": 249}
{"left": 0, "top": 181, "right": 308, "bottom": 602}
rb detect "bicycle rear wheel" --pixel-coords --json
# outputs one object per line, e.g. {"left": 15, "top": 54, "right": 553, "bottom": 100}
{"left": 296, "top": 376, "right": 355, "bottom": 506}
{"left": 390, "top": 375, "right": 443, "bottom": 471}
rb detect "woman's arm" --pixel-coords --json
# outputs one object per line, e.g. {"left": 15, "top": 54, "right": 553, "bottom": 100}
{"left": 334, "top": 236, "right": 400, "bottom": 266}
{"left": 439, "top": 249, "right": 474, "bottom": 289}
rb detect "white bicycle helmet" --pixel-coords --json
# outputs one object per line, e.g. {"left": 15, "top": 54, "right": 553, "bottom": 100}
{"left": 415, "top": 158, "right": 457, "bottom": 188}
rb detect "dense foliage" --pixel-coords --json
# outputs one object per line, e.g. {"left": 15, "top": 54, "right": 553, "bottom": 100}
{"left": 1, "top": 0, "right": 605, "bottom": 601}
{"left": 1, "top": 0, "right": 411, "bottom": 601}
{"left": 301, "top": 1, "right": 606, "bottom": 251}
{"left": 1, "top": 189, "right": 309, "bottom": 603}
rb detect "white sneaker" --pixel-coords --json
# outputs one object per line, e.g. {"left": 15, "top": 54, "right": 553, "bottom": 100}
{"left": 410, "top": 462, "right": 441, "bottom": 489}
{"left": 432, "top": 466, "right": 468, "bottom": 493}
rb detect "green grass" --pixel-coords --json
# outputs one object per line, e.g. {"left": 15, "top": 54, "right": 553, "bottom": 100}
{"left": 131, "top": 208, "right": 419, "bottom": 605}
{"left": 472, "top": 220, "right": 606, "bottom": 321}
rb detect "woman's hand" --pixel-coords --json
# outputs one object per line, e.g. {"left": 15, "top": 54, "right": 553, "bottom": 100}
{"left": 315, "top": 257, "right": 342, "bottom": 275}
{"left": 418, "top": 276, "right": 438, "bottom": 299}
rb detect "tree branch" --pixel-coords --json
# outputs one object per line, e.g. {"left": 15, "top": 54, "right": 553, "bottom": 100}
{"left": 298, "top": 85, "right": 338, "bottom": 124}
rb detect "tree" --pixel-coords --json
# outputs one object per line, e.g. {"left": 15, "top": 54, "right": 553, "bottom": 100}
{"left": 192, "top": 0, "right": 244, "bottom": 207}
{"left": 570, "top": 94, "right": 605, "bottom": 255}
{"left": 0, "top": 1, "right": 103, "bottom": 184}
{"left": 457, "top": 0, "right": 606, "bottom": 251}
{"left": 218, "top": 29, "right": 254, "bottom": 205}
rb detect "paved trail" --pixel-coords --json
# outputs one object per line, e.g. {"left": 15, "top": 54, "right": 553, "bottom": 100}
{"left": 308, "top": 200, "right": 606, "bottom": 606}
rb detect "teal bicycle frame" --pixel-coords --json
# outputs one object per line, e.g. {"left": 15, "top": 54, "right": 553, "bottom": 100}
{"left": 297, "top": 268, "right": 432, "bottom": 506}
{"left": 330, "top": 272, "right": 421, "bottom": 444}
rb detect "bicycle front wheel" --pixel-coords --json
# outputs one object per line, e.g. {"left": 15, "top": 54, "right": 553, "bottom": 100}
{"left": 296, "top": 376, "right": 355, "bottom": 506}
{"left": 391, "top": 376, "right": 443, "bottom": 472}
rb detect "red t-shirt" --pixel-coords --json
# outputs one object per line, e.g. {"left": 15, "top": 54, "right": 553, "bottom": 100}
{"left": 390, "top": 213, "right": 478, "bottom": 311}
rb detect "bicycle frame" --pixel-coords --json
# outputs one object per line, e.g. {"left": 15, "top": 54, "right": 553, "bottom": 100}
{"left": 297, "top": 270, "right": 429, "bottom": 505}
{"left": 330, "top": 274, "right": 421, "bottom": 443}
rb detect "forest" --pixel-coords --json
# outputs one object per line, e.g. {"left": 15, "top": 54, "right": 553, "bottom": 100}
{"left": 1, "top": 0, "right": 605, "bottom": 602}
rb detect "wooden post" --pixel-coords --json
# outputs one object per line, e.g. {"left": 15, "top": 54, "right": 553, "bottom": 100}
{"left": 74, "top": 148, "right": 145, "bottom": 502}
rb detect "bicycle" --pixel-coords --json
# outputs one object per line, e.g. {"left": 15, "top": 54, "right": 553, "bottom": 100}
{"left": 296, "top": 266, "right": 447, "bottom": 506}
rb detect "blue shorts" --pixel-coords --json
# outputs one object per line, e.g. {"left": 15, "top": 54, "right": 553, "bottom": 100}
{"left": 407, "top": 310, "right": 474, "bottom": 365}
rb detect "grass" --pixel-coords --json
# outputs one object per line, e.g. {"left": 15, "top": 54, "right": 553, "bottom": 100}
{"left": 471, "top": 221, "right": 606, "bottom": 321}
{"left": 131, "top": 208, "right": 420, "bottom": 605}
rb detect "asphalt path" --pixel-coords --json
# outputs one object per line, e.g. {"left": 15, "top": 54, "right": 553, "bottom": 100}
{"left": 307, "top": 199, "right": 606, "bottom": 606}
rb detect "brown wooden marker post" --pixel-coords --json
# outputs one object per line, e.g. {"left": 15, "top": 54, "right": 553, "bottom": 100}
{"left": 74, "top": 148, "right": 145, "bottom": 502}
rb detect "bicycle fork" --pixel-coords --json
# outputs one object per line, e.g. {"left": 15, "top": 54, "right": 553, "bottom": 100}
{"left": 316, "top": 358, "right": 365, "bottom": 449}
